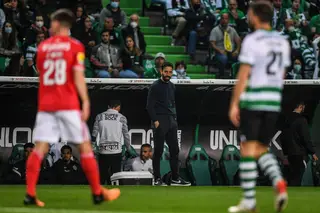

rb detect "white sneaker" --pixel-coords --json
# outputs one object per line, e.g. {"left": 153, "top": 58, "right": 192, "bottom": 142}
{"left": 228, "top": 200, "right": 256, "bottom": 213}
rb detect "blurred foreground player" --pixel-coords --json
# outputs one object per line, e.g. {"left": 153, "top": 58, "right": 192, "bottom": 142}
{"left": 23, "top": 9, "right": 120, "bottom": 207}
{"left": 228, "top": 1, "right": 291, "bottom": 213}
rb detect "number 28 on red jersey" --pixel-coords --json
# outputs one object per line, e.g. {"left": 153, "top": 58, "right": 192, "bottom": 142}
{"left": 36, "top": 36, "right": 86, "bottom": 112}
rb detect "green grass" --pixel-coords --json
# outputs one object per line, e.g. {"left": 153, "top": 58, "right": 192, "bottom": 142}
{"left": 0, "top": 186, "right": 320, "bottom": 213}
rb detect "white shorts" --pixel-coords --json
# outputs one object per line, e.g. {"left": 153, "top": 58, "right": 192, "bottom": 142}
{"left": 33, "top": 110, "right": 91, "bottom": 144}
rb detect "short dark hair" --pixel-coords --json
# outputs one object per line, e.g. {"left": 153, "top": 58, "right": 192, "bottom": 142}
{"left": 61, "top": 145, "right": 72, "bottom": 153}
{"left": 141, "top": 144, "right": 152, "bottom": 150}
{"left": 175, "top": 61, "right": 187, "bottom": 70}
{"left": 51, "top": 9, "right": 75, "bottom": 28}
{"left": 109, "top": 100, "right": 121, "bottom": 108}
{"left": 24, "top": 143, "right": 34, "bottom": 150}
{"left": 162, "top": 62, "right": 173, "bottom": 71}
{"left": 101, "top": 29, "right": 110, "bottom": 36}
{"left": 295, "top": 101, "right": 305, "bottom": 109}
{"left": 249, "top": 1, "right": 273, "bottom": 23}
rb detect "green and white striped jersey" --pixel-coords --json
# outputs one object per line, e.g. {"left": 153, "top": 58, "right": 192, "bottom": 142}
{"left": 239, "top": 30, "right": 291, "bottom": 112}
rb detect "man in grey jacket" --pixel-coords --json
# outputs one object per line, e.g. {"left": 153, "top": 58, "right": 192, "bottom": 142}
{"left": 92, "top": 100, "right": 131, "bottom": 185}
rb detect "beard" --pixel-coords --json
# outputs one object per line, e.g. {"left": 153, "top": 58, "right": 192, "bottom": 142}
{"left": 162, "top": 75, "right": 171, "bottom": 82}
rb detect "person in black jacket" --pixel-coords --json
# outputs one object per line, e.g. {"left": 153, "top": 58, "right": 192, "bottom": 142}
{"left": 280, "top": 101, "right": 319, "bottom": 186}
{"left": 52, "top": 145, "right": 86, "bottom": 185}
{"left": 146, "top": 62, "right": 190, "bottom": 186}
{"left": 122, "top": 14, "right": 146, "bottom": 54}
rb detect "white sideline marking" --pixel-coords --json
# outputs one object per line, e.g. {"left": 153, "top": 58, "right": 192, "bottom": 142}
{"left": 0, "top": 207, "right": 137, "bottom": 213}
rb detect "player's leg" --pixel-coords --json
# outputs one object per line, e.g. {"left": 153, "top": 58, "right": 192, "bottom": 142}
{"left": 256, "top": 112, "right": 287, "bottom": 212}
{"left": 24, "top": 112, "right": 60, "bottom": 207}
{"left": 58, "top": 111, "right": 120, "bottom": 204}
{"left": 229, "top": 110, "right": 261, "bottom": 213}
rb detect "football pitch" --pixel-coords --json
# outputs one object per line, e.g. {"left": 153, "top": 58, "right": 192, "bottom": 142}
{"left": 0, "top": 186, "right": 319, "bottom": 213}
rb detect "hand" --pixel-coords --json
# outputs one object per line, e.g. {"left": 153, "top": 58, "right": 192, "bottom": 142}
{"left": 4, "top": 2, "right": 12, "bottom": 8}
{"left": 108, "top": 67, "right": 113, "bottom": 73}
{"left": 229, "top": 104, "right": 240, "bottom": 127}
{"left": 81, "top": 100, "right": 90, "bottom": 122}
{"left": 313, "top": 154, "right": 318, "bottom": 161}
{"left": 232, "top": 50, "right": 239, "bottom": 57}
{"left": 154, "top": 121, "right": 160, "bottom": 128}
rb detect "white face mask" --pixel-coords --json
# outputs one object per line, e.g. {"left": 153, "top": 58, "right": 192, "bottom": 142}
{"left": 288, "top": 26, "right": 295, "bottom": 32}
{"left": 130, "top": 21, "right": 138, "bottom": 28}
{"left": 176, "top": 68, "right": 185, "bottom": 74}
{"left": 36, "top": 21, "right": 44, "bottom": 28}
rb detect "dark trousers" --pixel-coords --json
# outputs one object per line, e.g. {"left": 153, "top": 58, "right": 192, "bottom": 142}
{"left": 98, "top": 153, "right": 122, "bottom": 185}
{"left": 288, "top": 155, "right": 306, "bottom": 186}
{"left": 152, "top": 115, "right": 179, "bottom": 180}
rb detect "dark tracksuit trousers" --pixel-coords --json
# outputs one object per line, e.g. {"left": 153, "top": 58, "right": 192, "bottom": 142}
{"left": 98, "top": 153, "right": 122, "bottom": 185}
{"left": 152, "top": 114, "right": 180, "bottom": 180}
{"left": 287, "top": 155, "right": 307, "bottom": 186}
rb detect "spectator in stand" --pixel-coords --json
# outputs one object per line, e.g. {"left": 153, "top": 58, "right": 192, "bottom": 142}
{"left": 144, "top": 52, "right": 166, "bottom": 78}
{"left": 301, "top": 36, "right": 317, "bottom": 78}
{"left": 32, "top": 0, "right": 55, "bottom": 27}
{"left": 281, "top": 18, "right": 307, "bottom": 57}
{"left": 24, "top": 14, "right": 48, "bottom": 49}
{"left": 220, "top": 0, "right": 247, "bottom": 33}
{"left": 281, "top": 0, "right": 308, "bottom": 34}
{"left": 52, "top": 145, "right": 86, "bottom": 185}
{"left": 96, "top": 16, "right": 121, "bottom": 46}
{"left": 90, "top": 30, "right": 122, "bottom": 78}
{"left": 310, "top": 6, "right": 320, "bottom": 37}
{"left": 122, "top": 14, "right": 147, "bottom": 55}
{"left": 119, "top": 35, "right": 144, "bottom": 78}
{"left": 185, "top": 0, "right": 215, "bottom": 63}
{"left": 25, "top": 31, "right": 45, "bottom": 76}
{"left": 74, "top": 16, "right": 97, "bottom": 57}
{"left": 287, "top": 58, "right": 303, "bottom": 79}
{"left": 100, "top": 0, "right": 127, "bottom": 29}
{"left": 209, "top": 13, "right": 240, "bottom": 78}
{"left": 172, "top": 60, "right": 190, "bottom": 79}
{"left": 166, "top": 0, "right": 189, "bottom": 46}
{"left": 0, "top": 21, "right": 20, "bottom": 51}
{"left": 71, "top": 4, "right": 86, "bottom": 38}
{"left": 124, "top": 144, "right": 153, "bottom": 172}
{"left": 82, "top": 0, "right": 102, "bottom": 19}
{"left": 3, "top": 0, "right": 30, "bottom": 42}
{"left": 272, "top": 0, "right": 283, "bottom": 30}
{"left": 0, "top": 8, "right": 6, "bottom": 30}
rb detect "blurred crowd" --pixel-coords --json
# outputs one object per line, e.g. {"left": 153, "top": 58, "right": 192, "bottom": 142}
{"left": 0, "top": 0, "right": 318, "bottom": 79}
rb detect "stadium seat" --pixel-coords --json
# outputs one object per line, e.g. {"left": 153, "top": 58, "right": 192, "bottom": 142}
{"left": 186, "top": 143, "right": 217, "bottom": 186}
{"left": 301, "top": 155, "right": 314, "bottom": 186}
{"left": 8, "top": 144, "right": 25, "bottom": 165}
{"left": 219, "top": 145, "right": 241, "bottom": 185}
{"left": 160, "top": 143, "right": 171, "bottom": 177}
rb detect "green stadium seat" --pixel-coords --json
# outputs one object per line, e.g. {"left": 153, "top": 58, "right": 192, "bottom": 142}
{"left": 160, "top": 143, "right": 171, "bottom": 177}
{"left": 231, "top": 62, "right": 240, "bottom": 79}
{"left": 186, "top": 144, "right": 217, "bottom": 186}
{"left": 8, "top": 144, "right": 25, "bottom": 165}
{"left": 188, "top": 73, "right": 216, "bottom": 79}
{"left": 187, "top": 65, "right": 206, "bottom": 74}
{"left": 122, "top": 8, "right": 141, "bottom": 16}
{"left": 301, "top": 155, "right": 314, "bottom": 186}
{"left": 146, "top": 45, "right": 184, "bottom": 54}
{"left": 219, "top": 145, "right": 241, "bottom": 185}
{"left": 145, "top": 35, "right": 171, "bottom": 45}
{"left": 85, "top": 58, "right": 94, "bottom": 78}
{"left": 141, "top": 27, "right": 162, "bottom": 35}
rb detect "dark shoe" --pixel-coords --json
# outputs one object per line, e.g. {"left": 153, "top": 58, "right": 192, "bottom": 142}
{"left": 171, "top": 177, "right": 191, "bottom": 186}
{"left": 23, "top": 194, "right": 45, "bottom": 207}
{"left": 154, "top": 178, "right": 167, "bottom": 186}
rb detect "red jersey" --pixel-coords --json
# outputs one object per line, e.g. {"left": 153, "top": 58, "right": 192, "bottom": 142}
{"left": 36, "top": 35, "right": 86, "bottom": 111}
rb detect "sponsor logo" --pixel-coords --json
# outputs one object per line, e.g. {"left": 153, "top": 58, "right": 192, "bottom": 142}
{"left": 77, "top": 52, "right": 85, "bottom": 65}
{"left": 0, "top": 127, "right": 33, "bottom": 147}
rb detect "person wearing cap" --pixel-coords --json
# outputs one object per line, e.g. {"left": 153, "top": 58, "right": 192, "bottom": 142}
{"left": 144, "top": 52, "right": 166, "bottom": 79}
{"left": 92, "top": 100, "right": 131, "bottom": 185}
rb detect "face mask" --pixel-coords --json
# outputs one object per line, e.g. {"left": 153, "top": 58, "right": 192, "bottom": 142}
{"left": 176, "top": 69, "right": 185, "bottom": 74}
{"left": 36, "top": 21, "right": 44, "bottom": 28}
{"left": 111, "top": 1, "right": 119, "bottom": 8}
{"left": 130, "top": 21, "right": 138, "bottom": 28}
{"left": 288, "top": 26, "right": 295, "bottom": 32}
{"left": 5, "top": 27, "right": 12, "bottom": 34}
{"left": 294, "top": 64, "right": 301, "bottom": 72}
